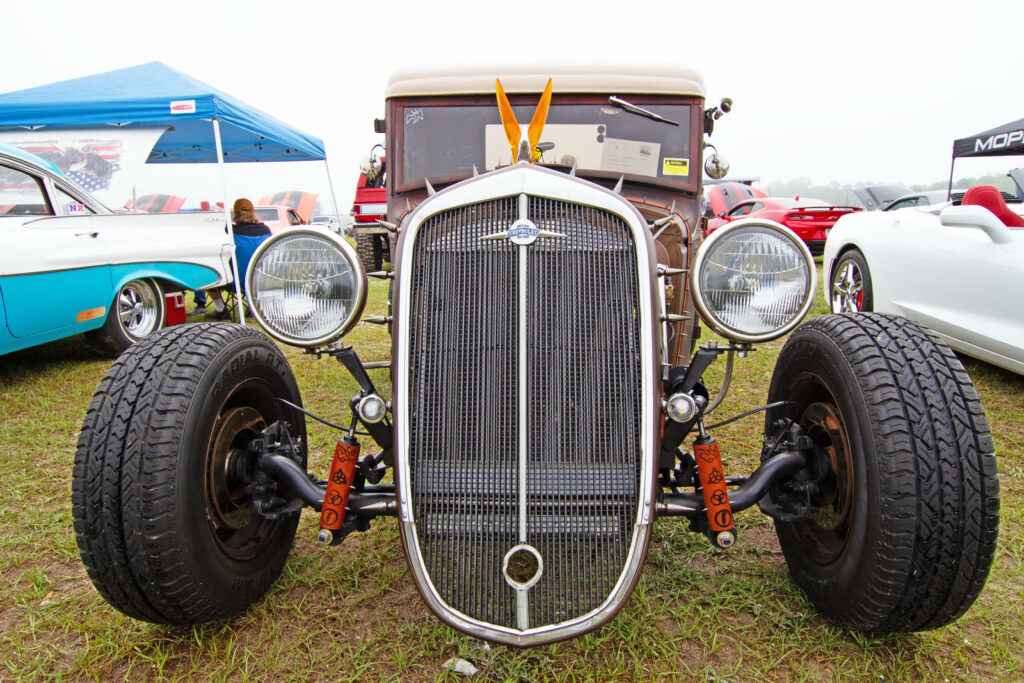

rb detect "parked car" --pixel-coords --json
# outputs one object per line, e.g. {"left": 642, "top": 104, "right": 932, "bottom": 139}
{"left": 882, "top": 188, "right": 1020, "bottom": 211}
{"left": 706, "top": 196, "right": 861, "bottom": 255}
{"left": 309, "top": 215, "right": 341, "bottom": 233}
{"left": 254, "top": 204, "right": 307, "bottom": 234}
{"left": 0, "top": 144, "right": 233, "bottom": 356}
{"left": 826, "top": 184, "right": 1024, "bottom": 374}
{"left": 73, "top": 64, "right": 998, "bottom": 648}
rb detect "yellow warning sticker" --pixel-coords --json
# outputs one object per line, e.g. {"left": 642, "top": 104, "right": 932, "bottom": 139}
{"left": 663, "top": 158, "right": 689, "bottom": 176}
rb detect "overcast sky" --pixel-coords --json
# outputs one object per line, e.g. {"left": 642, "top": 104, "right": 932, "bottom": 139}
{"left": 5, "top": 0, "right": 1022, "bottom": 211}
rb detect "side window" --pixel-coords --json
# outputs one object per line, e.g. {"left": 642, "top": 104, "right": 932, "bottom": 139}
{"left": 54, "top": 187, "right": 95, "bottom": 215}
{"left": 288, "top": 209, "right": 301, "bottom": 225}
{"left": 0, "top": 165, "right": 53, "bottom": 216}
{"left": 728, "top": 202, "right": 752, "bottom": 217}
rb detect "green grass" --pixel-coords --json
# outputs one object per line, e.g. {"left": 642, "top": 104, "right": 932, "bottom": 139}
{"left": 0, "top": 270, "right": 1021, "bottom": 681}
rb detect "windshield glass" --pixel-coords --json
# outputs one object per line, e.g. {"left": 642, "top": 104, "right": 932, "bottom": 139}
{"left": 400, "top": 101, "right": 693, "bottom": 189}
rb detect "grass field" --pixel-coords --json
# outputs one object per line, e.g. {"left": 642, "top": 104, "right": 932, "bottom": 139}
{"left": 0, "top": 274, "right": 1021, "bottom": 681}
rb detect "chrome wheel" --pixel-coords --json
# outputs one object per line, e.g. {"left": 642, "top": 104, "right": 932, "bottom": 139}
{"left": 831, "top": 260, "right": 863, "bottom": 312}
{"left": 117, "top": 279, "right": 161, "bottom": 339}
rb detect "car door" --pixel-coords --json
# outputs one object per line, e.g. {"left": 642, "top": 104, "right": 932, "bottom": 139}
{"left": 876, "top": 210, "right": 1023, "bottom": 360}
{"left": 0, "top": 162, "right": 111, "bottom": 339}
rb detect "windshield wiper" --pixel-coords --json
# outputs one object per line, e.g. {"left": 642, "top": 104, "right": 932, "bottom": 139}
{"left": 608, "top": 96, "right": 679, "bottom": 126}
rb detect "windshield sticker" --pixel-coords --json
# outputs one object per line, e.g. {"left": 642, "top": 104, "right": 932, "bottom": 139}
{"left": 600, "top": 138, "right": 661, "bottom": 178}
{"left": 405, "top": 109, "right": 424, "bottom": 126}
{"left": 663, "top": 158, "right": 689, "bottom": 177}
{"left": 67, "top": 202, "right": 87, "bottom": 213}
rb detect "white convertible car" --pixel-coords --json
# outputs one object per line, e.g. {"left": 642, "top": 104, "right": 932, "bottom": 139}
{"left": 824, "top": 185, "right": 1024, "bottom": 374}
{"left": 0, "top": 144, "right": 233, "bottom": 357}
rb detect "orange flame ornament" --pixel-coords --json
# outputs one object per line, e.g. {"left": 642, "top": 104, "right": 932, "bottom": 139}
{"left": 495, "top": 77, "right": 554, "bottom": 164}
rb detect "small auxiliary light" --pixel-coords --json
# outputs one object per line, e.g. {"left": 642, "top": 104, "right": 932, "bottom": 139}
{"left": 357, "top": 394, "right": 388, "bottom": 424}
{"left": 665, "top": 393, "right": 699, "bottom": 423}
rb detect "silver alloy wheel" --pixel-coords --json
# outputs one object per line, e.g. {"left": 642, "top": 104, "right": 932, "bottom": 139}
{"left": 830, "top": 259, "right": 864, "bottom": 312}
{"left": 117, "top": 279, "right": 161, "bottom": 339}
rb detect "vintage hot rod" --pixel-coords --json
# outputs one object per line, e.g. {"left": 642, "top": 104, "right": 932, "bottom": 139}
{"left": 72, "top": 64, "right": 999, "bottom": 647}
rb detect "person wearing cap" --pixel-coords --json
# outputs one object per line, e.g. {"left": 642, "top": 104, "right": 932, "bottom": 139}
{"left": 204, "top": 198, "right": 272, "bottom": 319}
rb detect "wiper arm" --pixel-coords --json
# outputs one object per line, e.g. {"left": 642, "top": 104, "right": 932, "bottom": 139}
{"left": 608, "top": 96, "right": 679, "bottom": 126}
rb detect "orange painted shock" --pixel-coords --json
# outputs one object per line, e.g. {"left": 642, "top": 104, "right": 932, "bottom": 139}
{"left": 693, "top": 434, "right": 736, "bottom": 546}
{"left": 319, "top": 436, "right": 360, "bottom": 532}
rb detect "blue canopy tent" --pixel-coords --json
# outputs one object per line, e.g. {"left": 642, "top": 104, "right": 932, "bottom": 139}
{"left": 0, "top": 61, "right": 339, "bottom": 322}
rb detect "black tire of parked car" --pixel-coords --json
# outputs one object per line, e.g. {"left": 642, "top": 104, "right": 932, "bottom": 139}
{"left": 766, "top": 313, "right": 999, "bottom": 632}
{"left": 84, "top": 277, "right": 166, "bottom": 356}
{"left": 72, "top": 323, "right": 307, "bottom": 624}
{"left": 355, "top": 232, "right": 385, "bottom": 272}
{"left": 829, "top": 250, "right": 873, "bottom": 313}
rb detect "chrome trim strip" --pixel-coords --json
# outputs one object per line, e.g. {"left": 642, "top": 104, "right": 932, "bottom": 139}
{"left": 516, "top": 192, "right": 530, "bottom": 630}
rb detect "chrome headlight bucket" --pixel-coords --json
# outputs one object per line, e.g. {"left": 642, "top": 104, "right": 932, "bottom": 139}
{"left": 692, "top": 219, "right": 816, "bottom": 343}
{"left": 245, "top": 228, "right": 367, "bottom": 347}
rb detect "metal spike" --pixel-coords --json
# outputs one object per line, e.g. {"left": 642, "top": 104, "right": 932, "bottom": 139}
{"left": 405, "top": 197, "right": 412, "bottom": 213}
{"left": 368, "top": 270, "right": 393, "bottom": 280}
{"left": 376, "top": 219, "right": 397, "bottom": 233}
{"left": 569, "top": 164, "right": 577, "bottom": 177}
{"left": 364, "top": 316, "right": 392, "bottom": 325}
{"left": 661, "top": 313, "right": 686, "bottom": 323}
{"left": 651, "top": 215, "right": 675, "bottom": 229}
{"left": 424, "top": 178, "right": 435, "bottom": 196}
{"left": 613, "top": 176, "right": 624, "bottom": 194}
{"left": 657, "top": 265, "right": 685, "bottom": 277}
{"left": 472, "top": 164, "right": 479, "bottom": 177}
{"left": 361, "top": 360, "right": 392, "bottom": 369}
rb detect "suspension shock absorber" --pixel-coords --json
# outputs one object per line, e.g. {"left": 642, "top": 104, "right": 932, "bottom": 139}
{"left": 693, "top": 425, "right": 736, "bottom": 549}
{"left": 317, "top": 434, "right": 361, "bottom": 545}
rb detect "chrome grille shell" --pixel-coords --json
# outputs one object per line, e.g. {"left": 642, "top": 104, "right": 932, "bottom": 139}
{"left": 393, "top": 165, "right": 660, "bottom": 646}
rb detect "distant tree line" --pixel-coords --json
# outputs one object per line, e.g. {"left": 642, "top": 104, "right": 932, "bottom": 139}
{"left": 763, "top": 172, "right": 1019, "bottom": 207}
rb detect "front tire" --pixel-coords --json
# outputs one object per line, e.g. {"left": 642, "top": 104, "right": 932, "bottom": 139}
{"left": 85, "top": 277, "right": 166, "bottom": 356}
{"left": 766, "top": 314, "right": 999, "bottom": 632}
{"left": 829, "top": 250, "right": 872, "bottom": 313}
{"left": 72, "top": 323, "right": 307, "bottom": 624}
{"left": 355, "top": 232, "right": 385, "bottom": 272}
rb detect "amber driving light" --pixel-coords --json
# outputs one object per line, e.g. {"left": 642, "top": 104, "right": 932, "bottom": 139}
{"left": 692, "top": 219, "right": 816, "bottom": 343}
{"left": 245, "top": 228, "right": 367, "bottom": 347}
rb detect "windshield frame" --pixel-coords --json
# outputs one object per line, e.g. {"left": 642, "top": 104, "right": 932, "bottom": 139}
{"left": 387, "top": 93, "right": 704, "bottom": 196}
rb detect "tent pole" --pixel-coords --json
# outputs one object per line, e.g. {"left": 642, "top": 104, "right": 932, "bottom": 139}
{"left": 323, "top": 158, "right": 344, "bottom": 228}
{"left": 947, "top": 155, "right": 955, "bottom": 202}
{"left": 213, "top": 119, "right": 245, "bottom": 324}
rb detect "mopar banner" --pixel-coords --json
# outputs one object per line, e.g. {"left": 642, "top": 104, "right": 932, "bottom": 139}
{"left": 0, "top": 127, "right": 167, "bottom": 209}
{"left": 953, "top": 116, "right": 1024, "bottom": 159}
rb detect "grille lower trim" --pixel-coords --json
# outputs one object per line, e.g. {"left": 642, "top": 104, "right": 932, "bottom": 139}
{"left": 394, "top": 165, "right": 658, "bottom": 646}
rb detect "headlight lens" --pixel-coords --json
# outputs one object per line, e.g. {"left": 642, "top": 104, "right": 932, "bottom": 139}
{"left": 246, "top": 229, "right": 367, "bottom": 347}
{"left": 692, "top": 220, "right": 816, "bottom": 343}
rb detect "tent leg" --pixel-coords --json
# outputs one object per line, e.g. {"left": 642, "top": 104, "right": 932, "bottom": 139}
{"left": 213, "top": 118, "right": 244, "bottom": 325}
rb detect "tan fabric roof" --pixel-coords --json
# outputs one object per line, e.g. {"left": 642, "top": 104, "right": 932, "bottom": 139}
{"left": 386, "top": 63, "right": 705, "bottom": 99}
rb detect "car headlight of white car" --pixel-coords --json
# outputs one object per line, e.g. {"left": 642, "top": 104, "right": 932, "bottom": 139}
{"left": 246, "top": 228, "right": 367, "bottom": 347}
{"left": 692, "top": 219, "right": 816, "bottom": 343}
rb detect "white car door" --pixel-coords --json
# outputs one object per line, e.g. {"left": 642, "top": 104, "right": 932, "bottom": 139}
{"left": 0, "top": 163, "right": 112, "bottom": 338}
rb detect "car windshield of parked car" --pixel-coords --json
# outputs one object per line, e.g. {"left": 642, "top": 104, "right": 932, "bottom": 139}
{"left": 400, "top": 101, "right": 693, "bottom": 189}
{"left": 255, "top": 208, "right": 279, "bottom": 223}
{"left": 0, "top": 166, "right": 53, "bottom": 217}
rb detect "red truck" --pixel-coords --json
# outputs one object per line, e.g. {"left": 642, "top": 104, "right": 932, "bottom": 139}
{"left": 351, "top": 147, "right": 389, "bottom": 270}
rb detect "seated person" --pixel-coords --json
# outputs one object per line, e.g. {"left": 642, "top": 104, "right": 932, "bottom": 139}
{"left": 207, "top": 198, "right": 272, "bottom": 319}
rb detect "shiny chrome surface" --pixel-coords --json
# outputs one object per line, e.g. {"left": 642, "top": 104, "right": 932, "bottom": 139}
{"left": 394, "top": 166, "right": 657, "bottom": 646}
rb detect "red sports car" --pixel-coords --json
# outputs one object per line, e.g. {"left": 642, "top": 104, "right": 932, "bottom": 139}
{"left": 706, "top": 197, "right": 861, "bottom": 255}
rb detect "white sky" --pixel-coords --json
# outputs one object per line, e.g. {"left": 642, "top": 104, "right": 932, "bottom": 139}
{"left": 5, "top": 0, "right": 1023, "bottom": 212}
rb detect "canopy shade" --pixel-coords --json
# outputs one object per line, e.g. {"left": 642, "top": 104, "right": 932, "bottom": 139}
{"left": 0, "top": 62, "right": 325, "bottom": 163}
{"left": 953, "top": 117, "right": 1024, "bottom": 159}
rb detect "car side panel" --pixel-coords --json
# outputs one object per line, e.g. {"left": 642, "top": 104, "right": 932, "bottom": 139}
{"left": 2, "top": 266, "right": 112, "bottom": 339}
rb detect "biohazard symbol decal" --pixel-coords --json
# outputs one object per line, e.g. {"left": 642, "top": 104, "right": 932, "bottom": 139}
{"left": 714, "top": 509, "right": 733, "bottom": 529}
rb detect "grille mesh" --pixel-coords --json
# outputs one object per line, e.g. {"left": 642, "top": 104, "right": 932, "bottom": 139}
{"left": 406, "top": 195, "right": 643, "bottom": 631}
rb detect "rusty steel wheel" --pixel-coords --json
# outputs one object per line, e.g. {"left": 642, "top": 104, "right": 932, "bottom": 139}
{"left": 766, "top": 313, "right": 999, "bottom": 633}
{"left": 73, "top": 323, "right": 307, "bottom": 624}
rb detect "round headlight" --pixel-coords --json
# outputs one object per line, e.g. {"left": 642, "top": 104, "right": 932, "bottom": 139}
{"left": 692, "top": 219, "right": 816, "bottom": 343}
{"left": 245, "top": 228, "right": 367, "bottom": 347}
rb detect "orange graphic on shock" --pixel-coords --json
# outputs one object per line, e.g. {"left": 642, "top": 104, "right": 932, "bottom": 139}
{"left": 693, "top": 436, "right": 734, "bottom": 532}
{"left": 319, "top": 437, "right": 360, "bottom": 531}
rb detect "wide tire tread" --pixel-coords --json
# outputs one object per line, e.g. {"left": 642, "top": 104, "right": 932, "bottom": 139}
{"left": 773, "top": 313, "right": 998, "bottom": 632}
{"left": 72, "top": 323, "right": 288, "bottom": 624}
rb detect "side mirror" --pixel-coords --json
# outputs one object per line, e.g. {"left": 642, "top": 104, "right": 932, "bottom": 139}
{"left": 704, "top": 150, "right": 729, "bottom": 180}
{"left": 939, "top": 205, "right": 1015, "bottom": 244}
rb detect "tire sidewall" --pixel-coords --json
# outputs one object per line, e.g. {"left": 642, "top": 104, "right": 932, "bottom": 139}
{"left": 176, "top": 331, "right": 304, "bottom": 598}
{"left": 769, "top": 326, "right": 883, "bottom": 617}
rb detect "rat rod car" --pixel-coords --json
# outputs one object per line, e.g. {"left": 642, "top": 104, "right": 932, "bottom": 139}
{"left": 72, "top": 65, "right": 999, "bottom": 647}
